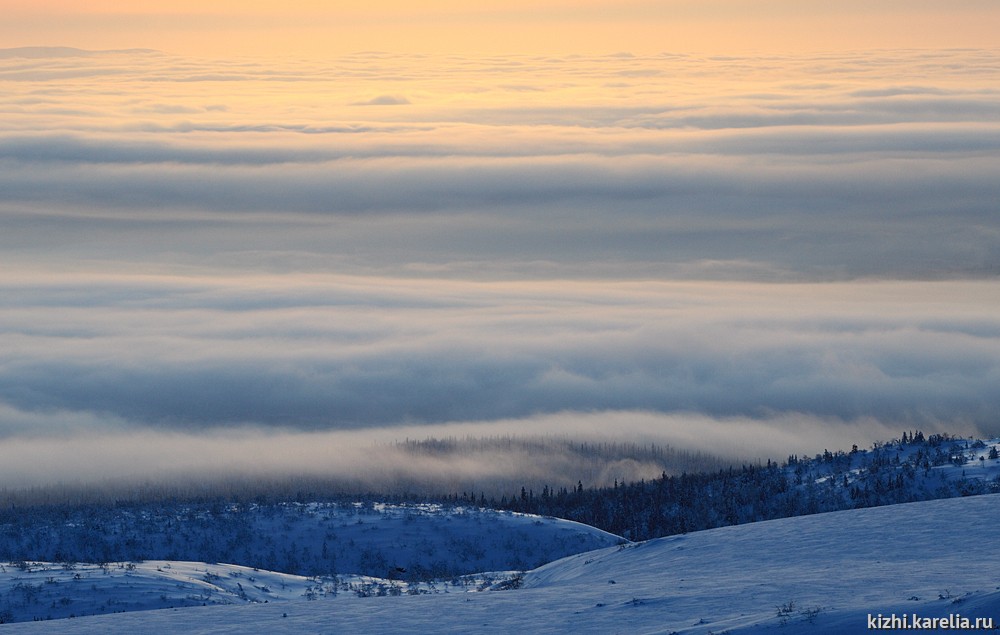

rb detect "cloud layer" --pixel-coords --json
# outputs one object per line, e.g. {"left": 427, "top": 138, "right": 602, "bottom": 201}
{"left": 1, "top": 48, "right": 998, "bottom": 486}
{"left": 1, "top": 274, "right": 997, "bottom": 434}
{"left": 2, "top": 50, "right": 998, "bottom": 280}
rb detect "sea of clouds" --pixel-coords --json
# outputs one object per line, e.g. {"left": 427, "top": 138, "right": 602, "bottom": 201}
{"left": 1, "top": 47, "right": 998, "bottom": 487}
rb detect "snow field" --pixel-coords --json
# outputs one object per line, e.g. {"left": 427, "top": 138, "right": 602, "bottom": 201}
{"left": 3, "top": 493, "right": 999, "bottom": 633}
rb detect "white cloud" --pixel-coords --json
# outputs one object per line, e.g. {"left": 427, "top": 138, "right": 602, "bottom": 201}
{"left": 352, "top": 95, "right": 411, "bottom": 106}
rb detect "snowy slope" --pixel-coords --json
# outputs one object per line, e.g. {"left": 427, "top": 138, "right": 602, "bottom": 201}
{"left": 0, "top": 505, "right": 621, "bottom": 624}
{"left": 0, "top": 502, "right": 623, "bottom": 582}
{"left": 3, "top": 493, "right": 999, "bottom": 633}
{"left": 0, "top": 559, "right": 520, "bottom": 624}
{"left": 799, "top": 436, "right": 1000, "bottom": 491}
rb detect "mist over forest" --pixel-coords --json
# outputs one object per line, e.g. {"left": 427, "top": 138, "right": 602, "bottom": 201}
{"left": 0, "top": 432, "right": 731, "bottom": 508}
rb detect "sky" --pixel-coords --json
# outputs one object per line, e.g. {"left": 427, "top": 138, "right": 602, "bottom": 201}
{"left": 1, "top": 2, "right": 999, "bottom": 489}
{"left": 3, "top": 1, "right": 1000, "bottom": 55}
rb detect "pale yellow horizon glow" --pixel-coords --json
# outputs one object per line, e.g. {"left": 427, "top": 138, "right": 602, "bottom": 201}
{"left": 1, "top": 1, "right": 998, "bottom": 56}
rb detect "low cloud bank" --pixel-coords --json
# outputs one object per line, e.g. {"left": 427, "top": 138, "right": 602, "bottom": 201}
{"left": 0, "top": 410, "right": 936, "bottom": 497}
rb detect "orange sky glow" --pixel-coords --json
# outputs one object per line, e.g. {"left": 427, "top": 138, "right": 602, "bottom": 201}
{"left": 2, "top": 1, "right": 998, "bottom": 56}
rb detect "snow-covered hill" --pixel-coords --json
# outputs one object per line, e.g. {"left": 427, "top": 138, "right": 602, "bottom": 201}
{"left": 3, "top": 493, "right": 998, "bottom": 633}
{"left": 0, "top": 503, "right": 620, "bottom": 624}
{"left": 0, "top": 502, "right": 622, "bottom": 583}
{"left": 498, "top": 434, "right": 1000, "bottom": 542}
{"left": 793, "top": 435, "right": 1000, "bottom": 497}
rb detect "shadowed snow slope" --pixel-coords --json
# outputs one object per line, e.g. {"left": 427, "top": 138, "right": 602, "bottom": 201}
{"left": 4, "top": 494, "right": 999, "bottom": 633}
